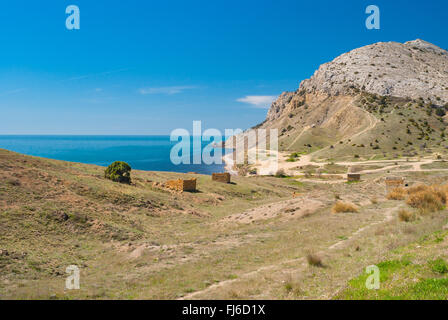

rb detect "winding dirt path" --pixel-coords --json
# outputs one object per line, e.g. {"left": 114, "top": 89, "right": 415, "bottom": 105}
{"left": 180, "top": 202, "right": 397, "bottom": 300}
{"left": 287, "top": 125, "right": 311, "bottom": 150}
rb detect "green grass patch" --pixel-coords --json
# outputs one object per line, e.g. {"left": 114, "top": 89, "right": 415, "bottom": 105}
{"left": 429, "top": 258, "right": 448, "bottom": 274}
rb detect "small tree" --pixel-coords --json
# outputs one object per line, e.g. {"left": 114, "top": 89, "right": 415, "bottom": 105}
{"left": 105, "top": 161, "right": 132, "bottom": 184}
{"left": 436, "top": 108, "right": 446, "bottom": 117}
{"left": 275, "top": 168, "right": 287, "bottom": 178}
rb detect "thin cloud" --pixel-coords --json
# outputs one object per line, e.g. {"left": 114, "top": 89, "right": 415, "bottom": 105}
{"left": 0, "top": 88, "right": 26, "bottom": 97}
{"left": 139, "top": 86, "right": 198, "bottom": 95}
{"left": 237, "top": 95, "right": 277, "bottom": 108}
{"left": 59, "top": 68, "right": 131, "bottom": 83}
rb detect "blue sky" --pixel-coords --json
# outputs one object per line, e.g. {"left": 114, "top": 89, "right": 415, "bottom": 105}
{"left": 0, "top": 0, "right": 447, "bottom": 134}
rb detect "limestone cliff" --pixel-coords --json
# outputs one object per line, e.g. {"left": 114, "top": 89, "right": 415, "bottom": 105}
{"left": 259, "top": 39, "right": 448, "bottom": 159}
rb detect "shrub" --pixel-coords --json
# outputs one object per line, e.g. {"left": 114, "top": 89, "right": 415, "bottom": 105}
{"left": 429, "top": 258, "right": 448, "bottom": 274}
{"left": 436, "top": 108, "right": 446, "bottom": 117}
{"left": 398, "top": 209, "right": 415, "bottom": 222}
{"left": 332, "top": 201, "right": 359, "bottom": 213}
{"left": 286, "top": 153, "right": 300, "bottom": 162}
{"left": 306, "top": 253, "right": 323, "bottom": 267}
{"left": 406, "top": 185, "right": 446, "bottom": 213}
{"left": 275, "top": 169, "right": 287, "bottom": 178}
{"left": 283, "top": 275, "right": 302, "bottom": 296}
{"left": 407, "top": 184, "right": 429, "bottom": 194}
{"left": 387, "top": 187, "right": 407, "bottom": 200}
{"left": 105, "top": 161, "right": 132, "bottom": 184}
{"left": 6, "top": 178, "right": 21, "bottom": 186}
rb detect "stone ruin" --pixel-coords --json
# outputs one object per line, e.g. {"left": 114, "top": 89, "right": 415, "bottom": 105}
{"left": 153, "top": 178, "right": 197, "bottom": 192}
{"left": 385, "top": 176, "right": 405, "bottom": 189}
{"left": 347, "top": 173, "right": 361, "bottom": 182}
{"left": 212, "top": 172, "right": 231, "bottom": 184}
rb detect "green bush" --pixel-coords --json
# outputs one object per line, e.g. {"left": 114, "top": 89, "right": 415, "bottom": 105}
{"left": 429, "top": 258, "right": 448, "bottom": 274}
{"left": 436, "top": 108, "right": 446, "bottom": 117}
{"left": 105, "top": 161, "right": 132, "bottom": 184}
{"left": 275, "top": 169, "right": 287, "bottom": 178}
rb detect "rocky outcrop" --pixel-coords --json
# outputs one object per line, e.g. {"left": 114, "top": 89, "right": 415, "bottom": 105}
{"left": 299, "top": 39, "right": 448, "bottom": 104}
{"left": 258, "top": 40, "right": 448, "bottom": 155}
{"left": 266, "top": 91, "right": 296, "bottom": 122}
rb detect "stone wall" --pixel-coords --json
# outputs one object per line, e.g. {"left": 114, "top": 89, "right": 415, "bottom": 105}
{"left": 165, "top": 179, "right": 197, "bottom": 192}
{"left": 182, "top": 179, "right": 197, "bottom": 191}
{"left": 385, "top": 177, "right": 405, "bottom": 189}
{"left": 212, "top": 173, "right": 231, "bottom": 183}
{"left": 347, "top": 174, "right": 361, "bottom": 182}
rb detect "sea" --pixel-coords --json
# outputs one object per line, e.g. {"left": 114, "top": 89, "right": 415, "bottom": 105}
{"left": 0, "top": 135, "right": 228, "bottom": 175}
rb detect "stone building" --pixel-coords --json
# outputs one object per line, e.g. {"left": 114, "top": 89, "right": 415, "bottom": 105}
{"left": 212, "top": 173, "right": 231, "bottom": 183}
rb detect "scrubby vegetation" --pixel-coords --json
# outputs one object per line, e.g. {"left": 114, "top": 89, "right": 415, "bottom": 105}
{"left": 332, "top": 201, "right": 359, "bottom": 213}
{"left": 104, "top": 161, "right": 132, "bottom": 184}
{"left": 306, "top": 253, "right": 323, "bottom": 267}
{"left": 275, "top": 168, "right": 287, "bottom": 178}
{"left": 398, "top": 209, "right": 415, "bottom": 222}
{"left": 337, "top": 231, "right": 448, "bottom": 300}
{"left": 429, "top": 258, "right": 448, "bottom": 274}
{"left": 278, "top": 92, "right": 448, "bottom": 161}
{"left": 2, "top": 148, "right": 448, "bottom": 300}
{"left": 406, "top": 184, "right": 448, "bottom": 213}
{"left": 387, "top": 187, "right": 407, "bottom": 200}
{"left": 386, "top": 183, "right": 448, "bottom": 214}
{"left": 286, "top": 152, "right": 301, "bottom": 162}
{"left": 0, "top": 149, "right": 308, "bottom": 299}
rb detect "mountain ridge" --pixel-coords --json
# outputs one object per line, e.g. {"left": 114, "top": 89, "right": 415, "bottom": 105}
{"left": 259, "top": 39, "right": 448, "bottom": 159}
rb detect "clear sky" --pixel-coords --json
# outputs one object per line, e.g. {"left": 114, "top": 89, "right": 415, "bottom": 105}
{"left": 0, "top": 0, "right": 447, "bottom": 135}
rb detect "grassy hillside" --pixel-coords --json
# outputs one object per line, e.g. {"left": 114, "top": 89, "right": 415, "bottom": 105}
{"left": 337, "top": 229, "right": 448, "bottom": 300}
{"left": 2, "top": 149, "right": 448, "bottom": 300}
{"left": 0, "top": 149, "right": 302, "bottom": 299}
{"left": 312, "top": 93, "right": 448, "bottom": 161}
{"left": 261, "top": 90, "right": 448, "bottom": 162}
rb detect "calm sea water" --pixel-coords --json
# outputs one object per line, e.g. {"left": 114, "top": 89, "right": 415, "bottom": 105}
{"left": 0, "top": 135, "right": 227, "bottom": 175}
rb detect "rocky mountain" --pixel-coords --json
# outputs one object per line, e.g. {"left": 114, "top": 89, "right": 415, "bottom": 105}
{"left": 259, "top": 39, "right": 448, "bottom": 160}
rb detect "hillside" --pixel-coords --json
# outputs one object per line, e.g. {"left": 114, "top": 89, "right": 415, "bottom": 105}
{"left": 259, "top": 40, "right": 448, "bottom": 161}
{"left": 0, "top": 149, "right": 304, "bottom": 299}
{"left": 2, "top": 149, "right": 448, "bottom": 299}
{"left": 3, "top": 39, "right": 448, "bottom": 300}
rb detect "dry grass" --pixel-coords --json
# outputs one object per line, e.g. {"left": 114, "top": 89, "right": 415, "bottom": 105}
{"left": 5, "top": 148, "right": 448, "bottom": 300}
{"left": 398, "top": 209, "right": 415, "bottom": 222}
{"left": 6, "top": 178, "right": 21, "bottom": 186}
{"left": 407, "top": 184, "right": 430, "bottom": 194}
{"left": 403, "top": 225, "right": 417, "bottom": 234}
{"left": 374, "top": 227, "right": 385, "bottom": 236}
{"left": 306, "top": 253, "right": 323, "bottom": 267}
{"left": 331, "top": 201, "right": 359, "bottom": 213}
{"left": 0, "top": 149, "right": 309, "bottom": 299}
{"left": 283, "top": 274, "right": 302, "bottom": 297}
{"left": 406, "top": 184, "right": 448, "bottom": 213}
{"left": 275, "top": 169, "right": 287, "bottom": 178}
{"left": 387, "top": 187, "right": 407, "bottom": 200}
{"left": 386, "top": 184, "right": 448, "bottom": 214}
